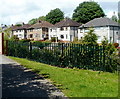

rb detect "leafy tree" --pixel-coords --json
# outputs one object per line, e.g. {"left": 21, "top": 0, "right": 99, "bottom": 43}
{"left": 72, "top": 1, "right": 105, "bottom": 24}
{"left": 38, "top": 16, "right": 46, "bottom": 21}
{"left": 28, "top": 18, "right": 37, "bottom": 25}
{"left": 101, "top": 36, "right": 116, "bottom": 55}
{"left": 46, "top": 8, "right": 64, "bottom": 24}
{"left": 4, "top": 28, "right": 11, "bottom": 40}
{"left": 15, "top": 24, "right": 22, "bottom": 26}
{"left": 83, "top": 28, "right": 98, "bottom": 45}
{"left": 111, "top": 12, "right": 118, "bottom": 22}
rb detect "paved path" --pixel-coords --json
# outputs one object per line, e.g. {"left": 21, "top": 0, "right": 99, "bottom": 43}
{"left": 0, "top": 55, "right": 66, "bottom": 99}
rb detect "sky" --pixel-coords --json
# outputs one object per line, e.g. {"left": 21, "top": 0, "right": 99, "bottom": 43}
{"left": 0, "top": 0, "right": 119, "bottom": 25}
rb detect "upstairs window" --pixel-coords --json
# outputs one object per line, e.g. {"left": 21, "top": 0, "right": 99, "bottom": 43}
{"left": 60, "top": 27, "right": 64, "bottom": 31}
{"left": 65, "top": 27, "right": 68, "bottom": 31}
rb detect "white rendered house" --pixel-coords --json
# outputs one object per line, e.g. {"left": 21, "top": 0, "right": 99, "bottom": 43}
{"left": 49, "top": 18, "right": 81, "bottom": 42}
{"left": 78, "top": 17, "right": 120, "bottom": 44}
{"left": 11, "top": 24, "right": 31, "bottom": 39}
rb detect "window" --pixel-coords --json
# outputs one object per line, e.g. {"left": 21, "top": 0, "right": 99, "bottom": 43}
{"left": 60, "top": 27, "right": 64, "bottom": 31}
{"left": 19, "top": 34, "right": 22, "bottom": 37}
{"left": 66, "top": 34, "right": 68, "bottom": 39}
{"left": 35, "top": 33, "right": 38, "bottom": 37}
{"left": 30, "top": 34, "right": 33, "bottom": 38}
{"left": 30, "top": 29, "right": 33, "bottom": 32}
{"left": 60, "top": 35, "right": 64, "bottom": 39}
{"left": 97, "top": 36, "right": 101, "bottom": 41}
{"left": 65, "top": 27, "right": 68, "bottom": 31}
{"left": 42, "top": 34, "right": 45, "bottom": 38}
{"left": 50, "top": 29, "right": 52, "bottom": 32}
{"left": 116, "top": 32, "right": 118, "bottom": 35}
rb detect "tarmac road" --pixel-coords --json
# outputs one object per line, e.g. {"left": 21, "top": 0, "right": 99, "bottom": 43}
{"left": 1, "top": 55, "right": 66, "bottom": 99}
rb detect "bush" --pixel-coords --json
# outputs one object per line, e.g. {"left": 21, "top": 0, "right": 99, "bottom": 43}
{"left": 19, "top": 39, "right": 31, "bottom": 43}
{"left": 51, "top": 37, "right": 58, "bottom": 42}
{"left": 113, "top": 43, "right": 119, "bottom": 48}
{"left": 32, "top": 41, "right": 50, "bottom": 49}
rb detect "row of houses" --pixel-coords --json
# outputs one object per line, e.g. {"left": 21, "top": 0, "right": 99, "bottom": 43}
{"left": 10, "top": 17, "right": 120, "bottom": 44}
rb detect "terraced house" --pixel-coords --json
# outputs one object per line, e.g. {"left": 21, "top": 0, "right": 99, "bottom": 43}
{"left": 78, "top": 17, "right": 120, "bottom": 44}
{"left": 11, "top": 23, "right": 31, "bottom": 39}
{"left": 49, "top": 18, "right": 81, "bottom": 42}
{"left": 27, "top": 21, "right": 53, "bottom": 41}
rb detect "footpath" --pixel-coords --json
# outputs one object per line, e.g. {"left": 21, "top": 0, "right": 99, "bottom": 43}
{"left": 0, "top": 55, "right": 66, "bottom": 99}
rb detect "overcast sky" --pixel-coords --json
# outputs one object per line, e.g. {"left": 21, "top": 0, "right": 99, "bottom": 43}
{"left": 0, "top": 0, "right": 119, "bottom": 25}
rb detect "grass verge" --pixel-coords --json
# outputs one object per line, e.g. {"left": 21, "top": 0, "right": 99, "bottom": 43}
{"left": 9, "top": 56, "right": 118, "bottom": 97}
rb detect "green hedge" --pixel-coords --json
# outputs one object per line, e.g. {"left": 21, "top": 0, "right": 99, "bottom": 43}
{"left": 7, "top": 41, "right": 118, "bottom": 72}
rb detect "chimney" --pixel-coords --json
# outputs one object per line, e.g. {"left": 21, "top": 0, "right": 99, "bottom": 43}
{"left": 22, "top": 22, "right": 25, "bottom": 25}
{"left": 38, "top": 20, "right": 41, "bottom": 23}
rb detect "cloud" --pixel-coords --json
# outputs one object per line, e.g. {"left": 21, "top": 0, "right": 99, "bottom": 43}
{"left": 0, "top": 0, "right": 119, "bottom": 25}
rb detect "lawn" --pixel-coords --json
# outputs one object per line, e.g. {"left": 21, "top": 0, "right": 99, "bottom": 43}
{"left": 9, "top": 56, "right": 119, "bottom": 97}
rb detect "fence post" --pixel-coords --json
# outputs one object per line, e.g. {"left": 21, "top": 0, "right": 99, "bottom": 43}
{"left": 0, "top": 33, "right": 4, "bottom": 54}
{"left": 29, "top": 42, "right": 32, "bottom": 58}
{"left": 61, "top": 43, "right": 64, "bottom": 56}
{"left": 5, "top": 40, "right": 8, "bottom": 55}
{"left": 103, "top": 45, "right": 106, "bottom": 71}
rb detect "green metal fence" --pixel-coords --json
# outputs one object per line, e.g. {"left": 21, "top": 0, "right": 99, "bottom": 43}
{"left": 7, "top": 41, "right": 119, "bottom": 72}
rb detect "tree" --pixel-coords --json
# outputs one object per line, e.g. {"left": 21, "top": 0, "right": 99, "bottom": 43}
{"left": 83, "top": 28, "right": 98, "bottom": 45}
{"left": 72, "top": 1, "right": 105, "bottom": 24}
{"left": 38, "top": 16, "right": 46, "bottom": 21}
{"left": 28, "top": 18, "right": 37, "bottom": 25}
{"left": 101, "top": 36, "right": 116, "bottom": 56}
{"left": 111, "top": 12, "right": 118, "bottom": 22}
{"left": 46, "top": 8, "right": 64, "bottom": 24}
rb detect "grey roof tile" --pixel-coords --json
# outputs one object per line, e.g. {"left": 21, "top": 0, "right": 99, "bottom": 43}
{"left": 80, "top": 17, "right": 120, "bottom": 28}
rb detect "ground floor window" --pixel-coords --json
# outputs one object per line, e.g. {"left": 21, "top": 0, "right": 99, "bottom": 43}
{"left": 30, "top": 34, "right": 33, "bottom": 38}
{"left": 66, "top": 34, "right": 68, "bottom": 39}
{"left": 60, "top": 35, "right": 64, "bottom": 39}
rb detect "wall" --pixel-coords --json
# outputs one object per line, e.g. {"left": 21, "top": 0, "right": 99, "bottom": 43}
{"left": 13, "top": 30, "right": 25, "bottom": 39}
{"left": 49, "top": 27, "right": 78, "bottom": 42}
{"left": 27, "top": 28, "right": 42, "bottom": 40}
{"left": 78, "top": 26, "right": 120, "bottom": 44}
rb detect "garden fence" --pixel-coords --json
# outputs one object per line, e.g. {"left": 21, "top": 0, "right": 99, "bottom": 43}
{"left": 7, "top": 41, "right": 119, "bottom": 72}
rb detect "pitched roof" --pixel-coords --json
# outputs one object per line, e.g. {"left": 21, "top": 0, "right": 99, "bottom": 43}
{"left": 54, "top": 18, "right": 81, "bottom": 27}
{"left": 11, "top": 24, "right": 31, "bottom": 30}
{"left": 10, "top": 25, "right": 19, "bottom": 30}
{"left": 80, "top": 17, "right": 120, "bottom": 28}
{"left": 29, "top": 21, "right": 53, "bottom": 29}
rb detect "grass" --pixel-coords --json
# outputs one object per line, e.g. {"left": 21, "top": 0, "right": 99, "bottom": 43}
{"left": 9, "top": 56, "right": 119, "bottom": 97}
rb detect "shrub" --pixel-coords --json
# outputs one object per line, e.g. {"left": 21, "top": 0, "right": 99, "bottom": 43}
{"left": 19, "top": 39, "right": 31, "bottom": 43}
{"left": 113, "top": 43, "right": 119, "bottom": 48}
{"left": 51, "top": 37, "right": 58, "bottom": 42}
{"left": 32, "top": 41, "right": 50, "bottom": 49}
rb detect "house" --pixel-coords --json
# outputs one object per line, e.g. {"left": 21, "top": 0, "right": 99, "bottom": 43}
{"left": 11, "top": 23, "right": 31, "bottom": 39}
{"left": 27, "top": 21, "right": 53, "bottom": 41}
{"left": 49, "top": 18, "right": 81, "bottom": 42}
{"left": 78, "top": 17, "right": 120, "bottom": 44}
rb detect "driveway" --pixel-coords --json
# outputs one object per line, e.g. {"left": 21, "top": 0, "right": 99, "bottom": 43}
{"left": 0, "top": 55, "right": 66, "bottom": 99}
